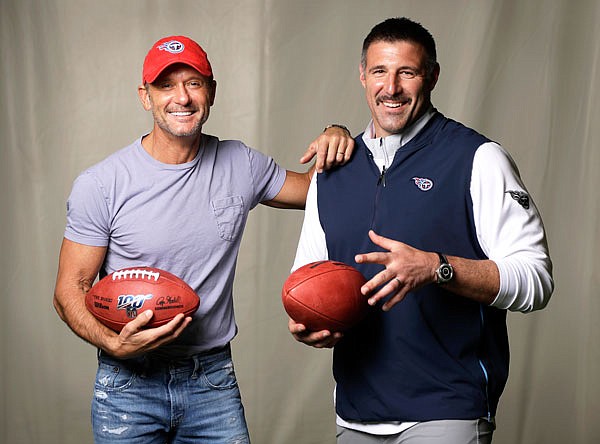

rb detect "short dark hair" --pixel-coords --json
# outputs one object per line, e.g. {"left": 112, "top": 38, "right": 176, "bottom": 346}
{"left": 361, "top": 17, "right": 438, "bottom": 78}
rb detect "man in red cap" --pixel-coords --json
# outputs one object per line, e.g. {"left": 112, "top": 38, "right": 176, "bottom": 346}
{"left": 53, "top": 35, "right": 354, "bottom": 443}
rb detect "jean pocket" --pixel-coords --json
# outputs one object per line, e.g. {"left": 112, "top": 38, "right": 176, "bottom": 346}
{"left": 211, "top": 196, "right": 244, "bottom": 241}
{"left": 200, "top": 355, "right": 238, "bottom": 390}
{"left": 94, "top": 360, "right": 137, "bottom": 392}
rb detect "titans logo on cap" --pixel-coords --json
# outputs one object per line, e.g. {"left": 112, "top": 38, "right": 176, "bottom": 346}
{"left": 158, "top": 40, "right": 185, "bottom": 54}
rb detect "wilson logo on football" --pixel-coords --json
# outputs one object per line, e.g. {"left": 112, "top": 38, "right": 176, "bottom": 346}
{"left": 411, "top": 177, "right": 434, "bottom": 191}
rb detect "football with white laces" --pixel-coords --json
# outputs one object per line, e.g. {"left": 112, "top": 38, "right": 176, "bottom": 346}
{"left": 85, "top": 267, "right": 200, "bottom": 332}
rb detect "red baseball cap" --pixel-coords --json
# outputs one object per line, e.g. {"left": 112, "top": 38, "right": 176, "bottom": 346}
{"left": 142, "top": 35, "right": 213, "bottom": 84}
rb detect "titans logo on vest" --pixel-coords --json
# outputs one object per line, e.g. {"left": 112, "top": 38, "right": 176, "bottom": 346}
{"left": 412, "top": 177, "right": 434, "bottom": 191}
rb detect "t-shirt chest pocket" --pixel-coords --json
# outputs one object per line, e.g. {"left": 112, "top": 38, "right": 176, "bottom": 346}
{"left": 211, "top": 196, "right": 245, "bottom": 241}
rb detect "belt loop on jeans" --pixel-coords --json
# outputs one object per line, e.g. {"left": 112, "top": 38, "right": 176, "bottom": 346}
{"left": 191, "top": 354, "right": 201, "bottom": 379}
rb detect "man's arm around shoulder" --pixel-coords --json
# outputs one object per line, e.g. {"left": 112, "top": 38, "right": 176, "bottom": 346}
{"left": 263, "top": 125, "right": 355, "bottom": 209}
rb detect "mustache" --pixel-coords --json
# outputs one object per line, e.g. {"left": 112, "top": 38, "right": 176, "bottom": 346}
{"left": 376, "top": 94, "right": 410, "bottom": 105}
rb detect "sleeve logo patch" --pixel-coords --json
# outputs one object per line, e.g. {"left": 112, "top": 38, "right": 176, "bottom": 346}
{"left": 506, "top": 190, "right": 530, "bottom": 209}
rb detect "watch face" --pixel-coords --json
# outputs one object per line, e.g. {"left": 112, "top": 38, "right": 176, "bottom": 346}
{"left": 437, "top": 263, "right": 453, "bottom": 283}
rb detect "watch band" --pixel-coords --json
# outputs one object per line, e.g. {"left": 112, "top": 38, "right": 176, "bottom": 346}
{"left": 323, "top": 123, "right": 350, "bottom": 135}
{"left": 437, "top": 252, "right": 448, "bottom": 265}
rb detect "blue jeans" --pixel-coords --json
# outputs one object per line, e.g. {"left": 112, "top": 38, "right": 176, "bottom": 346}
{"left": 92, "top": 345, "right": 249, "bottom": 443}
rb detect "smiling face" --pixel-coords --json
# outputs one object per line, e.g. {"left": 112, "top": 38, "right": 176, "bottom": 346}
{"left": 360, "top": 40, "right": 439, "bottom": 138}
{"left": 138, "top": 64, "right": 216, "bottom": 140}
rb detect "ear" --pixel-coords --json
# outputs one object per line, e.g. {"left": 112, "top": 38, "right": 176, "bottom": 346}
{"left": 138, "top": 85, "right": 151, "bottom": 111}
{"left": 428, "top": 63, "right": 440, "bottom": 92}
{"left": 359, "top": 63, "right": 367, "bottom": 89}
{"left": 209, "top": 79, "right": 217, "bottom": 106}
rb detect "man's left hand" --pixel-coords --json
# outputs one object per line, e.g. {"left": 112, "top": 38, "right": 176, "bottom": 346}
{"left": 301, "top": 125, "right": 354, "bottom": 173}
{"left": 355, "top": 230, "right": 438, "bottom": 311}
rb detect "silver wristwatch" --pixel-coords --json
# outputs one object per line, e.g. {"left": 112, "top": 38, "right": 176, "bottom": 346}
{"left": 435, "top": 253, "right": 454, "bottom": 284}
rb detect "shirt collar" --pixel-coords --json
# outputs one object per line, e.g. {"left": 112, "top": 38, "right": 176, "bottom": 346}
{"left": 361, "top": 107, "right": 437, "bottom": 161}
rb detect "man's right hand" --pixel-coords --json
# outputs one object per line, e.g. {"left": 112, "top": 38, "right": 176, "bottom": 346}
{"left": 288, "top": 318, "right": 343, "bottom": 349}
{"left": 109, "top": 311, "right": 192, "bottom": 359}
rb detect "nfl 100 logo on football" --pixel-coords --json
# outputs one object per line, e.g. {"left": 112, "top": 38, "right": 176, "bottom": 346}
{"left": 117, "top": 294, "right": 153, "bottom": 319}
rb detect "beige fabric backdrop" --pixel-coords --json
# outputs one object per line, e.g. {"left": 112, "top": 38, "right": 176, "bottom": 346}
{"left": 1, "top": 0, "right": 598, "bottom": 443}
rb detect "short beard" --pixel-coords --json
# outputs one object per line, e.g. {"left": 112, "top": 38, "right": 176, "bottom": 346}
{"left": 153, "top": 111, "right": 206, "bottom": 138}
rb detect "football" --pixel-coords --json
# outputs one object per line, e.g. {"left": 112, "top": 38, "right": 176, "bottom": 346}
{"left": 85, "top": 267, "right": 200, "bottom": 332}
{"left": 282, "top": 260, "right": 368, "bottom": 332}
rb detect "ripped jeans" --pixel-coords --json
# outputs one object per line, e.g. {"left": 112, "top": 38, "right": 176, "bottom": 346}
{"left": 92, "top": 344, "right": 249, "bottom": 443}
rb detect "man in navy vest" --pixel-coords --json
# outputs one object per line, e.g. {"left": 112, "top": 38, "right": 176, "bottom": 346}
{"left": 289, "top": 17, "right": 553, "bottom": 443}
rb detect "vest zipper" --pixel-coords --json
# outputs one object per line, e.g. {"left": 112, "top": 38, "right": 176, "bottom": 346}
{"left": 369, "top": 151, "right": 383, "bottom": 229}
{"left": 379, "top": 137, "right": 389, "bottom": 188}
{"left": 378, "top": 165, "right": 387, "bottom": 187}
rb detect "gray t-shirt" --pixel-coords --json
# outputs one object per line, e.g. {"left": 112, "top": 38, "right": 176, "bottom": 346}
{"left": 65, "top": 134, "right": 286, "bottom": 356}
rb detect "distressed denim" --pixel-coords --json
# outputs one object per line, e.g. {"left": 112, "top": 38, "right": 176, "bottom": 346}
{"left": 92, "top": 345, "right": 249, "bottom": 443}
